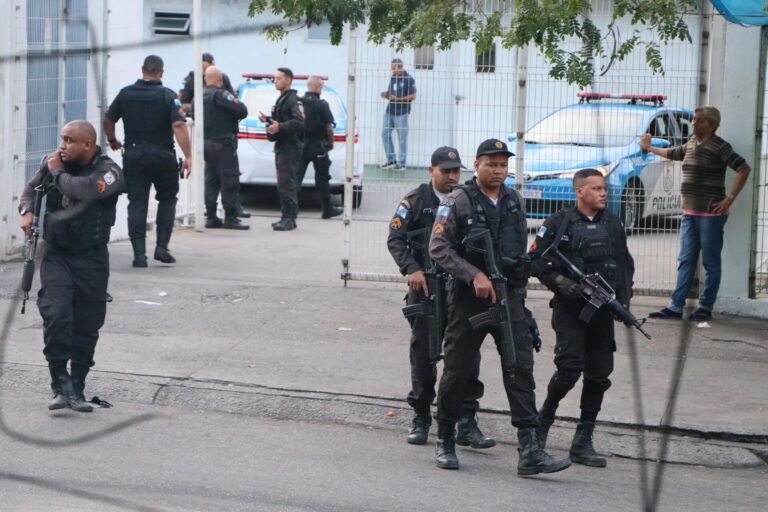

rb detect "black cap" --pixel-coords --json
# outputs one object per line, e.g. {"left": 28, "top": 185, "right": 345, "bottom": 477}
{"left": 476, "top": 138, "right": 514, "bottom": 158}
{"left": 431, "top": 146, "right": 466, "bottom": 170}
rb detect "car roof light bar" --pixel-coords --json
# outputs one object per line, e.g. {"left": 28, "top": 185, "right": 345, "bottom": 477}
{"left": 242, "top": 73, "right": 329, "bottom": 81}
{"left": 577, "top": 91, "right": 666, "bottom": 106}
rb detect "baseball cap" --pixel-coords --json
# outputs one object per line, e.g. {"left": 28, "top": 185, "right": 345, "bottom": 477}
{"left": 476, "top": 138, "right": 514, "bottom": 158}
{"left": 431, "top": 146, "right": 466, "bottom": 170}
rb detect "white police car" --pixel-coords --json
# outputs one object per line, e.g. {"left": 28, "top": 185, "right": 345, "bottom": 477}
{"left": 236, "top": 73, "right": 364, "bottom": 207}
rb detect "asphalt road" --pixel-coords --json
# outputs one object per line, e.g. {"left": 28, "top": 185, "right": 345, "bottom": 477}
{"left": 1, "top": 390, "right": 765, "bottom": 512}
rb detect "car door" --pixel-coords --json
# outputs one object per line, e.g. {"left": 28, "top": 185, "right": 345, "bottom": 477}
{"left": 642, "top": 112, "right": 681, "bottom": 218}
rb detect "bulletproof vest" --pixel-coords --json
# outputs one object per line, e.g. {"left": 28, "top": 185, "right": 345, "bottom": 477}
{"left": 203, "top": 87, "right": 236, "bottom": 142}
{"left": 271, "top": 89, "right": 303, "bottom": 144}
{"left": 43, "top": 159, "right": 118, "bottom": 253}
{"left": 406, "top": 184, "right": 439, "bottom": 267}
{"left": 460, "top": 183, "right": 528, "bottom": 286}
{"left": 567, "top": 212, "right": 620, "bottom": 288}
{"left": 121, "top": 81, "right": 175, "bottom": 148}
{"left": 301, "top": 93, "right": 328, "bottom": 142}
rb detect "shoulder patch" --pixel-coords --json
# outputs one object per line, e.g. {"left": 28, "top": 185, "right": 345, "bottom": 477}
{"left": 103, "top": 171, "right": 116, "bottom": 186}
{"left": 174, "top": 98, "right": 182, "bottom": 108}
{"left": 436, "top": 204, "right": 452, "bottom": 218}
{"left": 390, "top": 216, "right": 402, "bottom": 230}
{"left": 536, "top": 226, "right": 547, "bottom": 238}
{"left": 395, "top": 205, "right": 409, "bottom": 220}
{"left": 96, "top": 180, "right": 107, "bottom": 193}
{"left": 433, "top": 223, "right": 444, "bottom": 234}
{"left": 226, "top": 93, "right": 235, "bottom": 102}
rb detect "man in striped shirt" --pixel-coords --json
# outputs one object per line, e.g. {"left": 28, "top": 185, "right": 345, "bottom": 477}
{"left": 640, "top": 106, "right": 751, "bottom": 321}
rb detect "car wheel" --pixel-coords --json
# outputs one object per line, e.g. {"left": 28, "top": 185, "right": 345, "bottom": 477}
{"left": 620, "top": 180, "right": 644, "bottom": 235}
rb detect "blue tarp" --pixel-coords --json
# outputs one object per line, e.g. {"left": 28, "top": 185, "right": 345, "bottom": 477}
{"left": 710, "top": 0, "right": 768, "bottom": 26}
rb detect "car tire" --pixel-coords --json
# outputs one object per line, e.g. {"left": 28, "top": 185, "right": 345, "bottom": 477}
{"left": 620, "top": 180, "right": 644, "bottom": 235}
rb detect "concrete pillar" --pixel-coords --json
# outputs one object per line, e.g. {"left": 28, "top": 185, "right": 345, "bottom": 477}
{"left": 0, "top": 1, "right": 18, "bottom": 259}
{"left": 709, "top": 17, "right": 767, "bottom": 316}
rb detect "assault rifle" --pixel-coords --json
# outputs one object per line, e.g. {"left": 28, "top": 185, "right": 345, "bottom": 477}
{"left": 463, "top": 229, "right": 517, "bottom": 371}
{"left": 20, "top": 184, "right": 45, "bottom": 314}
{"left": 401, "top": 227, "right": 445, "bottom": 363}
{"left": 542, "top": 243, "right": 652, "bottom": 340}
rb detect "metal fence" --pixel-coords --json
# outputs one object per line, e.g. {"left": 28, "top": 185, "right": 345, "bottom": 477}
{"left": 754, "top": 27, "right": 768, "bottom": 298}
{"left": 344, "top": 3, "right": 706, "bottom": 295}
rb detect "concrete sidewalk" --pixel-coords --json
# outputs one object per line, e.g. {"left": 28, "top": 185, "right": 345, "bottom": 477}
{"left": 1, "top": 214, "right": 766, "bottom": 446}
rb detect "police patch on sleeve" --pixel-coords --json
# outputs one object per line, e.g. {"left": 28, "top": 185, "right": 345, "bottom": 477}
{"left": 390, "top": 216, "right": 402, "bottom": 230}
{"left": 395, "top": 205, "right": 409, "bottom": 220}
{"left": 436, "top": 204, "right": 451, "bottom": 218}
{"left": 103, "top": 171, "right": 116, "bottom": 186}
{"left": 174, "top": 98, "right": 182, "bottom": 108}
{"left": 433, "top": 223, "right": 445, "bottom": 234}
{"left": 537, "top": 226, "right": 547, "bottom": 238}
{"left": 96, "top": 180, "right": 107, "bottom": 193}
{"left": 226, "top": 93, "right": 235, "bottom": 102}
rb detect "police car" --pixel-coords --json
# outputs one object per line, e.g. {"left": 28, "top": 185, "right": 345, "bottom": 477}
{"left": 505, "top": 92, "right": 693, "bottom": 230}
{"left": 236, "top": 73, "right": 364, "bottom": 207}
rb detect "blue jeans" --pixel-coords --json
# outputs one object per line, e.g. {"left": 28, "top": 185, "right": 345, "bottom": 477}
{"left": 382, "top": 112, "right": 408, "bottom": 166}
{"left": 669, "top": 214, "right": 728, "bottom": 313}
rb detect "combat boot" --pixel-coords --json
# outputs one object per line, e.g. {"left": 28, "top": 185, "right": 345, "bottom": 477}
{"left": 223, "top": 212, "right": 250, "bottom": 230}
{"left": 235, "top": 205, "right": 251, "bottom": 218}
{"left": 406, "top": 412, "right": 431, "bottom": 445}
{"left": 456, "top": 414, "right": 496, "bottom": 449}
{"left": 131, "top": 238, "right": 147, "bottom": 268}
{"left": 205, "top": 216, "right": 223, "bottom": 228}
{"left": 48, "top": 364, "right": 71, "bottom": 411}
{"left": 272, "top": 218, "right": 297, "bottom": 231}
{"left": 435, "top": 422, "right": 459, "bottom": 469}
{"left": 569, "top": 422, "right": 606, "bottom": 467}
{"left": 321, "top": 205, "right": 343, "bottom": 219}
{"left": 154, "top": 246, "right": 177, "bottom": 264}
{"left": 517, "top": 428, "right": 571, "bottom": 476}
{"left": 537, "top": 403, "right": 557, "bottom": 450}
{"left": 69, "top": 365, "right": 93, "bottom": 413}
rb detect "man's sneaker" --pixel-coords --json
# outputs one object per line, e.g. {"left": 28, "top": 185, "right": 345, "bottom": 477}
{"left": 393, "top": 164, "right": 406, "bottom": 171}
{"left": 648, "top": 307, "right": 682, "bottom": 320}
{"left": 689, "top": 308, "right": 712, "bottom": 321}
{"left": 380, "top": 162, "right": 396, "bottom": 169}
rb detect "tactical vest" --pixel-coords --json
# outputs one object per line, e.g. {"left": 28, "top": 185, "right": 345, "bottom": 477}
{"left": 43, "top": 160, "right": 118, "bottom": 253}
{"left": 406, "top": 184, "right": 439, "bottom": 267}
{"left": 121, "top": 81, "right": 175, "bottom": 148}
{"left": 301, "top": 93, "right": 328, "bottom": 143}
{"left": 203, "top": 87, "right": 236, "bottom": 142}
{"left": 566, "top": 211, "right": 620, "bottom": 289}
{"left": 271, "top": 89, "right": 303, "bottom": 144}
{"left": 459, "top": 183, "right": 528, "bottom": 286}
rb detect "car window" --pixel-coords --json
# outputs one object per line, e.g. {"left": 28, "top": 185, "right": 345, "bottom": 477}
{"left": 676, "top": 112, "right": 693, "bottom": 143}
{"left": 525, "top": 108, "right": 647, "bottom": 147}
{"left": 240, "top": 85, "right": 346, "bottom": 121}
{"left": 646, "top": 114, "right": 675, "bottom": 144}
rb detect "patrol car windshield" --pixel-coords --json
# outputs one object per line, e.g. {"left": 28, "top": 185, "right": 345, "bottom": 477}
{"left": 526, "top": 109, "right": 646, "bottom": 147}
{"left": 241, "top": 87, "right": 345, "bottom": 122}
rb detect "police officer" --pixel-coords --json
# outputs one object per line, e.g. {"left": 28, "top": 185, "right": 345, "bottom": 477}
{"left": 387, "top": 147, "right": 495, "bottom": 449}
{"left": 203, "top": 66, "right": 249, "bottom": 230}
{"left": 104, "top": 55, "right": 192, "bottom": 267}
{"left": 179, "top": 52, "right": 234, "bottom": 109}
{"left": 297, "top": 76, "right": 342, "bottom": 219}
{"left": 258, "top": 67, "right": 304, "bottom": 231}
{"left": 529, "top": 168, "right": 635, "bottom": 468}
{"left": 430, "top": 139, "right": 570, "bottom": 475}
{"left": 19, "top": 121, "right": 124, "bottom": 412}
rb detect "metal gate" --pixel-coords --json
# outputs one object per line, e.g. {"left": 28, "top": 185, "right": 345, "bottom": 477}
{"left": 344, "top": 2, "right": 704, "bottom": 295}
{"left": 752, "top": 26, "right": 768, "bottom": 298}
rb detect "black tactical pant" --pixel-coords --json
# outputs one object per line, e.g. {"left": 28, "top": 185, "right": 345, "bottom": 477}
{"left": 204, "top": 139, "right": 241, "bottom": 217}
{"left": 296, "top": 140, "right": 333, "bottom": 209}
{"left": 275, "top": 143, "right": 302, "bottom": 220}
{"left": 37, "top": 246, "right": 109, "bottom": 369}
{"left": 122, "top": 144, "right": 179, "bottom": 248}
{"left": 405, "top": 289, "right": 483, "bottom": 417}
{"left": 543, "top": 297, "right": 615, "bottom": 417}
{"left": 437, "top": 285, "right": 538, "bottom": 428}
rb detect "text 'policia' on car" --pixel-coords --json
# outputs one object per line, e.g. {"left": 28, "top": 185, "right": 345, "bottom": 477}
{"left": 505, "top": 92, "right": 692, "bottom": 231}
{"left": 236, "top": 73, "right": 365, "bottom": 208}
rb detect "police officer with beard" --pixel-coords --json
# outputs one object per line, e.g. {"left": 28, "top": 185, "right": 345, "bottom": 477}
{"left": 296, "top": 76, "right": 342, "bottom": 219}
{"left": 259, "top": 67, "right": 304, "bottom": 231}
{"left": 387, "top": 147, "right": 495, "bottom": 449}
{"left": 203, "top": 65, "right": 249, "bottom": 230}
{"left": 104, "top": 55, "right": 192, "bottom": 267}
{"left": 430, "top": 139, "right": 570, "bottom": 475}
{"left": 19, "top": 121, "right": 124, "bottom": 412}
{"left": 529, "top": 168, "right": 635, "bottom": 468}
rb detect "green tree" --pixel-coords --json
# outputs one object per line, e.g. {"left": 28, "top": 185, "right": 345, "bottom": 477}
{"left": 248, "top": 0, "right": 698, "bottom": 86}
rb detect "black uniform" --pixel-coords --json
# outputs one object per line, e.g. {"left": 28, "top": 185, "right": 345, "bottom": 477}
{"left": 269, "top": 88, "right": 304, "bottom": 222}
{"left": 529, "top": 205, "right": 634, "bottom": 423}
{"left": 430, "top": 179, "right": 538, "bottom": 429}
{"left": 105, "top": 79, "right": 186, "bottom": 259}
{"left": 19, "top": 150, "right": 124, "bottom": 400}
{"left": 203, "top": 85, "right": 248, "bottom": 219}
{"left": 387, "top": 183, "right": 484, "bottom": 420}
{"left": 296, "top": 91, "right": 336, "bottom": 212}
{"left": 179, "top": 70, "right": 234, "bottom": 104}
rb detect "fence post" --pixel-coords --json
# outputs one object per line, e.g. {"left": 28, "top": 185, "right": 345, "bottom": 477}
{"left": 341, "top": 26, "right": 358, "bottom": 284}
{"left": 192, "top": 0, "right": 205, "bottom": 232}
{"left": 514, "top": 45, "right": 529, "bottom": 190}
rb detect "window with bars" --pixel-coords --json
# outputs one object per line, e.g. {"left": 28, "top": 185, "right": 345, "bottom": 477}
{"left": 475, "top": 44, "right": 496, "bottom": 73}
{"left": 414, "top": 46, "right": 435, "bottom": 70}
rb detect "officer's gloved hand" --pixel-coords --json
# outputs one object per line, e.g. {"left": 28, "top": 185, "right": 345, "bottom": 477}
{"left": 554, "top": 275, "right": 584, "bottom": 300}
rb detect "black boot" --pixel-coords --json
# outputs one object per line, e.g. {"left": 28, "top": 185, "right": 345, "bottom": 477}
{"left": 154, "top": 246, "right": 177, "bottom": 264}
{"left": 272, "top": 218, "right": 297, "bottom": 231}
{"left": 537, "top": 403, "right": 557, "bottom": 450}
{"left": 206, "top": 216, "right": 223, "bottom": 228}
{"left": 155, "top": 206, "right": 176, "bottom": 263}
{"left": 570, "top": 422, "right": 607, "bottom": 467}
{"left": 517, "top": 428, "right": 571, "bottom": 476}
{"left": 69, "top": 365, "right": 93, "bottom": 413}
{"left": 321, "top": 205, "right": 343, "bottom": 219}
{"left": 435, "top": 423, "right": 459, "bottom": 469}
{"left": 456, "top": 414, "right": 496, "bottom": 449}
{"left": 223, "top": 212, "right": 250, "bottom": 230}
{"left": 131, "top": 238, "right": 147, "bottom": 268}
{"left": 406, "top": 412, "right": 431, "bottom": 445}
{"left": 235, "top": 205, "right": 251, "bottom": 218}
{"left": 48, "top": 364, "right": 71, "bottom": 411}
